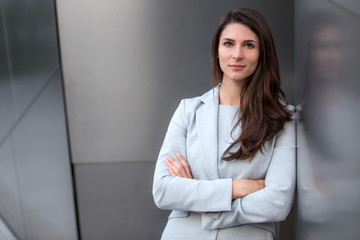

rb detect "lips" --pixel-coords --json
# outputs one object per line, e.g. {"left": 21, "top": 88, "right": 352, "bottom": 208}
{"left": 229, "top": 65, "right": 245, "bottom": 70}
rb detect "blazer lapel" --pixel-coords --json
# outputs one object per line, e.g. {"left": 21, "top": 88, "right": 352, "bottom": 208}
{"left": 196, "top": 88, "right": 220, "bottom": 180}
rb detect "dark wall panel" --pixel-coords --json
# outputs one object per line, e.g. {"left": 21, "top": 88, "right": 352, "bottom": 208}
{"left": 75, "top": 162, "right": 169, "bottom": 240}
{"left": 0, "top": 0, "right": 78, "bottom": 239}
{"left": 295, "top": 0, "right": 360, "bottom": 239}
{"left": 0, "top": 0, "right": 14, "bottom": 144}
{"left": 3, "top": 0, "right": 59, "bottom": 116}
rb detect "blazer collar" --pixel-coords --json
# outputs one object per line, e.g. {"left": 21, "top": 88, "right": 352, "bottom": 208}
{"left": 199, "top": 85, "right": 220, "bottom": 105}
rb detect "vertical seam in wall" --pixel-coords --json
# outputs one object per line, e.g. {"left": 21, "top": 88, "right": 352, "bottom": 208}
{"left": 294, "top": 96, "right": 298, "bottom": 240}
{"left": 54, "top": 0, "right": 82, "bottom": 238}
{"left": 1, "top": 0, "right": 76, "bottom": 238}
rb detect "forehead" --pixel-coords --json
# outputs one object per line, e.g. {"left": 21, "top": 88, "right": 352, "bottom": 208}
{"left": 220, "top": 23, "right": 259, "bottom": 41}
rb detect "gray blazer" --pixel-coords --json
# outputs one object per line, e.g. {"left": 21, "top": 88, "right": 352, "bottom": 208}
{"left": 152, "top": 87, "right": 296, "bottom": 238}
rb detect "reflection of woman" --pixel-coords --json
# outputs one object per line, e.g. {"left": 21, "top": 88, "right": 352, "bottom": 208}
{"left": 152, "top": 8, "right": 295, "bottom": 240}
{"left": 297, "top": 13, "right": 360, "bottom": 240}
{"left": 301, "top": 14, "right": 346, "bottom": 158}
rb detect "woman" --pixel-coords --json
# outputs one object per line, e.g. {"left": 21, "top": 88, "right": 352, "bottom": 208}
{"left": 153, "top": 8, "right": 295, "bottom": 240}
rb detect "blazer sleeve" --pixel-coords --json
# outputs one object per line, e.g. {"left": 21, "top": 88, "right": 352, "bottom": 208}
{"left": 152, "top": 100, "right": 233, "bottom": 212}
{"left": 201, "top": 120, "right": 296, "bottom": 229}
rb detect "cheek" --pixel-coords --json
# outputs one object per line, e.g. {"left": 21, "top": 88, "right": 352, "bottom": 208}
{"left": 218, "top": 49, "right": 225, "bottom": 60}
{"left": 218, "top": 52, "right": 227, "bottom": 69}
{"left": 250, "top": 53, "right": 260, "bottom": 68}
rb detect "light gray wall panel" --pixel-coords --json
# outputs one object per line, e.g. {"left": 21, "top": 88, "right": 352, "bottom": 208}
{"left": 75, "top": 162, "right": 169, "bottom": 240}
{"left": 0, "top": 0, "right": 78, "bottom": 239}
{"left": 11, "top": 71, "right": 77, "bottom": 240}
{"left": 57, "top": 0, "right": 294, "bottom": 164}
{"left": 0, "top": 139, "right": 24, "bottom": 239}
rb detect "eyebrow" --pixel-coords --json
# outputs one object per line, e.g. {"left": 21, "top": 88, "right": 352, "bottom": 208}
{"left": 222, "top": 38, "right": 257, "bottom": 43}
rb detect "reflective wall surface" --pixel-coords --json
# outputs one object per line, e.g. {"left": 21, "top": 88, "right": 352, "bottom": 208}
{"left": 295, "top": 0, "right": 360, "bottom": 239}
{"left": 3, "top": 0, "right": 360, "bottom": 238}
{"left": 56, "top": 0, "right": 294, "bottom": 239}
{"left": 56, "top": 0, "right": 294, "bottom": 165}
{"left": 0, "top": 0, "right": 77, "bottom": 239}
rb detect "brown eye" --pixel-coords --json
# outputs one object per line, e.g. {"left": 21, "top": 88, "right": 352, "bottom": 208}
{"left": 224, "top": 42, "right": 233, "bottom": 46}
{"left": 244, "top": 43, "right": 255, "bottom": 48}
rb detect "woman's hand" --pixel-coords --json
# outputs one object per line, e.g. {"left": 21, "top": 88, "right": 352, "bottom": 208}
{"left": 166, "top": 153, "right": 193, "bottom": 179}
{"left": 232, "top": 179, "right": 265, "bottom": 199}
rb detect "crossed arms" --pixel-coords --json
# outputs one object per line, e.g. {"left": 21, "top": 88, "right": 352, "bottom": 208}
{"left": 152, "top": 100, "right": 296, "bottom": 230}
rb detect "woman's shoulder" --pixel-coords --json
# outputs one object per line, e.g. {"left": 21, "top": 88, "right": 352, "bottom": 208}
{"left": 171, "top": 88, "right": 217, "bottom": 127}
{"left": 182, "top": 95, "right": 202, "bottom": 105}
{"left": 180, "top": 88, "right": 217, "bottom": 109}
{"left": 275, "top": 118, "right": 296, "bottom": 147}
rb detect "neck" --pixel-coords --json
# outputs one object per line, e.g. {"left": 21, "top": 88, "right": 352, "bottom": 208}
{"left": 219, "top": 80, "right": 242, "bottom": 106}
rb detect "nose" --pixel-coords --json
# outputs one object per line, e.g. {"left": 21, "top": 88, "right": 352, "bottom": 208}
{"left": 232, "top": 46, "right": 243, "bottom": 60}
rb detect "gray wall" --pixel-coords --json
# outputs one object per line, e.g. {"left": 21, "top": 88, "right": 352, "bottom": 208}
{"left": 295, "top": 0, "right": 360, "bottom": 239}
{"left": 0, "top": 0, "right": 77, "bottom": 239}
{"left": 3, "top": 0, "right": 360, "bottom": 239}
{"left": 56, "top": 0, "right": 294, "bottom": 239}
{"left": 57, "top": 0, "right": 294, "bottom": 165}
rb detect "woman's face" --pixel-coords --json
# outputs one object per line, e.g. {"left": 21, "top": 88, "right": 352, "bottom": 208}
{"left": 218, "top": 23, "right": 260, "bottom": 84}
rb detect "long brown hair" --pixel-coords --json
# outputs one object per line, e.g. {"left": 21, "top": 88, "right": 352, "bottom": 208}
{"left": 211, "top": 8, "right": 292, "bottom": 160}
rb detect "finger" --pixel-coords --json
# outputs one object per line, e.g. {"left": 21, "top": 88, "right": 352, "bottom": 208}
{"left": 166, "top": 157, "right": 177, "bottom": 174}
{"left": 165, "top": 157, "right": 172, "bottom": 167}
{"left": 168, "top": 166, "right": 176, "bottom": 176}
{"left": 166, "top": 156, "right": 178, "bottom": 168}
{"left": 167, "top": 156, "right": 186, "bottom": 176}
{"left": 170, "top": 165, "right": 183, "bottom": 177}
{"left": 176, "top": 153, "right": 193, "bottom": 178}
{"left": 167, "top": 156, "right": 184, "bottom": 177}
{"left": 177, "top": 154, "right": 192, "bottom": 178}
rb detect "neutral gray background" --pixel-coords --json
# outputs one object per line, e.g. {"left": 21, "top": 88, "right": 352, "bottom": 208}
{"left": 56, "top": 0, "right": 294, "bottom": 165}
{"left": 0, "top": 0, "right": 77, "bottom": 239}
{"left": 2, "top": 0, "right": 359, "bottom": 239}
{"left": 295, "top": 0, "right": 360, "bottom": 239}
{"left": 56, "top": 0, "right": 294, "bottom": 239}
